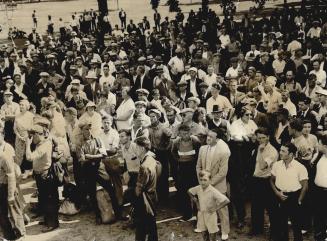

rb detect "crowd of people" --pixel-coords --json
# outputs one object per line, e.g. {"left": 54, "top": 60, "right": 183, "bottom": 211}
{"left": 0, "top": 2, "right": 327, "bottom": 241}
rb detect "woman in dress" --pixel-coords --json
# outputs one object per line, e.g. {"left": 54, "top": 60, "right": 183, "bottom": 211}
{"left": 115, "top": 87, "right": 135, "bottom": 130}
{"left": 13, "top": 99, "right": 34, "bottom": 179}
{"left": 229, "top": 106, "right": 258, "bottom": 228}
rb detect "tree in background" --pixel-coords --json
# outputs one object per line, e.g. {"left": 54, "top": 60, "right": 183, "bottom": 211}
{"left": 167, "top": 0, "right": 180, "bottom": 12}
{"left": 151, "top": 0, "right": 160, "bottom": 9}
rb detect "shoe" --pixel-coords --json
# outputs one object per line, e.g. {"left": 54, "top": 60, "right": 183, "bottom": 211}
{"left": 194, "top": 228, "right": 202, "bottom": 233}
{"left": 96, "top": 216, "right": 102, "bottom": 225}
{"left": 221, "top": 234, "right": 229, "bottom": 240}
{"left": 38, "top": 221, "right": 46, "bottom": 225}
{"left": 41, "top": 225, "right": 58, "bottom": 233}
{"left": 22, "top": 170, "right": 32, "bottom": 180}
{"left": 24, "top": 214, "right": 30, "bottom": 225}
{"left": 237, "top": 222, "right": 245, "bottom": 229}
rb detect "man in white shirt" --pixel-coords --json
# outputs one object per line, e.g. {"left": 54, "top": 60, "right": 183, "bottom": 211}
{"left": 168, "top": 48, "right": 184, "bottom": 82}
{"left": 99, "top": 64, "right": 115, "bottom": 90}
{"left": 99, "top": 115, "right": 126, "bottom": 217}
{"left": 225, "top": 57, "right": 239, "bottom": 78}
{"left": 270, "top": 143, "right": 308, "bottom": 241}
{"left": 219, "top": 27, "right": 230, "bottom": 49}
{"left": 204, "top": 65, "right": 217, "bottom": 89}
{"left": 245, "top": 44, "right": 261, "bottom": 62}
{"left": 206, "top": 83, "right": 233, "bottom": 118}
{"left": 310, "top": 60, "right": 326, "bottom": 88}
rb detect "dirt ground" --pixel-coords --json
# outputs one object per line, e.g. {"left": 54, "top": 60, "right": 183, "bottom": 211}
{"left": 0, "top": 174, "right": 313, "bottom": 241}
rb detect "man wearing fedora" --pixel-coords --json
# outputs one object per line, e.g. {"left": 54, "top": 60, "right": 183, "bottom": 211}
{"left": 207, "top": 105, "right": 231, "bottom": 142}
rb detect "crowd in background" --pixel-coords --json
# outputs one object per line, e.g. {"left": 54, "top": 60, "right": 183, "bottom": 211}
{"left": 0, "top": 3, "right": 327, "bottom": 241}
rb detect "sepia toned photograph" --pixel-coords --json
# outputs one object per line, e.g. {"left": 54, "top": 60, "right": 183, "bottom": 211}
{"left": 0, "top": 0, "right": 325, "bottom": 240}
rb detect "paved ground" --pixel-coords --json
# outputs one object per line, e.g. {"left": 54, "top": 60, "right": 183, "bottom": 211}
{"left": 0, "top": 0, "right": 296, "bottom": 41}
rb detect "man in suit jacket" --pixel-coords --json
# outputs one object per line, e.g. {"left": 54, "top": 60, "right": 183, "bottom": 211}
{"left": 297, "top": 94, "right": 318, "bottom": 132}
{"left": 196, "top": 128, "right": 231, "bottom": 241}
{"left": 198, "top": 82, "right": 211, "bottom": 108}
{"left": 133, "top": 65, "right": 153, "bottom": 93}
{"left": 156, "top": 73, "right": 175, "bottom": 97}
{"left": 84, "top": 73, "right": 101, "bottom": 103}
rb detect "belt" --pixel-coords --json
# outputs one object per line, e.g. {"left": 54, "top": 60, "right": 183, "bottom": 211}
{"left": 316, "top": 185, "right": 327, "bottom": 191}
{"left": 276, "top": 188, "right": 300, "bottom": 195}
{"left": 33, "top": 169, "right": 48, "bottom": 175}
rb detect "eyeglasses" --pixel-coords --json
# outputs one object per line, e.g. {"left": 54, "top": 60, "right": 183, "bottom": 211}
{"left": 245, "top": 113, "right": 252, "bottom": 116}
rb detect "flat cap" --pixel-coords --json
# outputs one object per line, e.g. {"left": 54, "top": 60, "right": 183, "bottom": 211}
{"left": 136, "top": 88, "right": 150, "bottom": 95}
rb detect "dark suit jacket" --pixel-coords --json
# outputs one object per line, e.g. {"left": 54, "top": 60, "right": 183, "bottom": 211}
{"left": 199, "top": 92, "right": 211, "bottom": 108}
{"left": 297, "top": 109, "right": 318, "bottom": 132}
{"left": 84, "top": 82, "right": 101, "bottom": 103}
{"left": 187, "top": 78, "right": 203, "bottom": 98}
{"left": 157, "top": 81, "right": 175, "bottom": 98}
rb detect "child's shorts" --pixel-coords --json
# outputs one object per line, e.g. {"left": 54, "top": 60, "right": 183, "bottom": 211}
{"left": 197, "top": 211, "right": 218, "bottom": 234}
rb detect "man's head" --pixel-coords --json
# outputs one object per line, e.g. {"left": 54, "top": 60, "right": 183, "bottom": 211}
{"left": 255, "top": 127, "right": 270, "bottom": 146}
{"left": 178, "top": 124, "right": 191, "bottom": 141}
{"left": 298, "top": 95, "right": 311, "bottom": 112}
{"left": 166, "top": 108, "right": 176, "bottom": 124}
{"left": 30, "top": 124, "right": 46, "bottom": 145}
{"left": 148, "top": 109, "right": 161, "bottom": 125}
{"left": 180, "top": 108, "right": 194, "bottom": 124}
{"left": 119, "top": 129, "right": 131, "bottom": 145}
{"left": 102, "top": 115, "right": 113, "bottom": 132}
{"left": 206, "top": 129, "right": 219, "bottom": 146}
{"left": 199, "top": 170, "right": 211, "bottom": 189}
{"left": 286, "top": 70, "right": 294, "bottom": 82}
{"left": 313, "top": 60, "right": 320, "bottom": 71}
{"left": 288, "top": 118, "right": 303, "bottom": 136}
{"left": 279, "top": 143, "right": 297, "bottom": 161}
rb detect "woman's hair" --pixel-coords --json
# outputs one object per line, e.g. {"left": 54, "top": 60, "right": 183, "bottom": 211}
{"left": 193, "top": 107, "right": 206, "bottom": 123}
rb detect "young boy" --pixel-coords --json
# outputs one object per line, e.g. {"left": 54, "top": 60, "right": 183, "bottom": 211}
{"left": 188, "top": 171, "right": 230, "bottom": 241}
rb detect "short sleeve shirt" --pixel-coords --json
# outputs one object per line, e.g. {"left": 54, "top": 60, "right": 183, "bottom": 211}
{"left": 271, "top": 159, "right": 308, "bottom": 192}
{"left": 188, "top": 184, "right": 228, "bottom": 212}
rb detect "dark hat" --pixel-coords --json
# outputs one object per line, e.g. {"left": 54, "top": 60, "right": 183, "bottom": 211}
{"left": 212, "top": 105, "right": 223, "bottom": 113}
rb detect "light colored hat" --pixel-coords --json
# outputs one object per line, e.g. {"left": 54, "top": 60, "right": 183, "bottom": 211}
{"left": 135, "top": 101, "right": 147, "bottom": 107}
{"left": 3, "top": 90, "right": 13, "bottom": 96}
{"left": 30, "top": 124, "right": 44, "bottom": 134}
{"left": 136, "top": 88, "right": 150, "bottom": 96}
{"left": 39, "top": 72, "right": 49, "bottom": 77}
{"left": 85, "top": 102, "right": 96, "bottom": 108}
{"left": 187, "top": 97, "right": 200, "bottom": 105}
{"left": 71, "top": 79, "right": 81, "bottom": 84}
{"left": 189, "top": 67, "right": 198, "bottom": 72}
{"left": 148, "top": 109, "right": 161, "bottom": 116}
